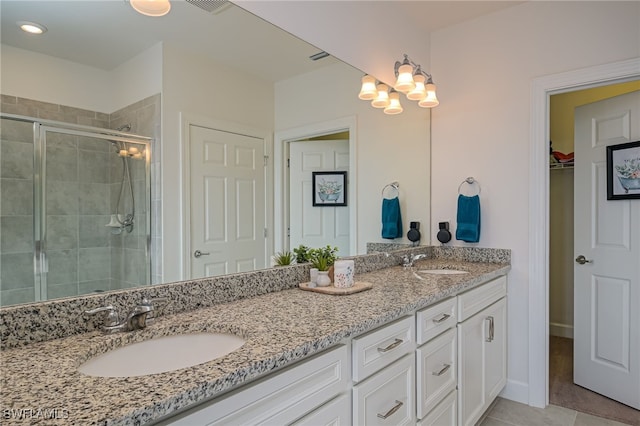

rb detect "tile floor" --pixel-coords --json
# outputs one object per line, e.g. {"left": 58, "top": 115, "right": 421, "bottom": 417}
{"left": 479, "top": 397, "right": 633, "bottom": 426}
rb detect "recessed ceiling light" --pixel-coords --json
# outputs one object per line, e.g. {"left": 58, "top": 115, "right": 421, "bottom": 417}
{"left": 17, "top": 21, "right": 47, "bottom": 35}
{"left": 129, "top": 0, "right": 171, "bottom": 17}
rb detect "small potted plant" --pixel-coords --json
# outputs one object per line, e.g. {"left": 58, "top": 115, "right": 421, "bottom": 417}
{"left": 273, "top": 250, "right": 294, "bottom": 266}
{"left": 308, "top": 246, "right": 339, "bottom": 286}
{"left": 293, "top": 244, "right": 311, "bottom": 264}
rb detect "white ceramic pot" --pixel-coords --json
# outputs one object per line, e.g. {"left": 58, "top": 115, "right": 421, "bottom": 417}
{"left": 316, "top": 271, "right": 331, "bottom": 287}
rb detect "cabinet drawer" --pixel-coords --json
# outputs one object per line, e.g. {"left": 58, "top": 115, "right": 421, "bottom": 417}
{"left": 418, "top": 389, "right": 457, "bottom": 426}
{"left": 352, "top": 316, "right": 414, "bottom": 382}
{"left": 291, "top": 393, "right": 351, "bottom": 426}
{"left": 416, "top": 327, "right": 457, "bottom": 419}
{"left": 165, "top": 345, "right": 348, "bottom": 425}
{"left": 416, "top": 297, "right": 456, "bottom": 345}
{"left": 353, "top": 354, "right": 415, "bottom": 426}
{"left": 457, "top": 275, "right": 507, "bottom": 322}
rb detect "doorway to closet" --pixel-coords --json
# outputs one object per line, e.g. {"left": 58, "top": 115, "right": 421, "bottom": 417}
{"left": 548, "top": 81, "right": 640, "bottom": 425}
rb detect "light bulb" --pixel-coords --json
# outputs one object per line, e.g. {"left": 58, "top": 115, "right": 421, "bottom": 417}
{"left": 407, "top": 74, "right": 427, "bottom": 101}
{"left": 419, "top": 83, "right": 439, "bottom": 108}
{"left": 394, "top": 64, "right": 416, "bottom": 93}
{"left": 384, "top": 91, "right": 403, "bottom": 115}
{"left": 358, "top": 75, "right": 378, "bottom": 100}
{"left": 371, "top": 84, "right": 390, "bottom": 108}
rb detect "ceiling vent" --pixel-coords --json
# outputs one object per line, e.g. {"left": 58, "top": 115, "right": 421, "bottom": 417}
{"left": 186, "top": 0, "right": 232, "bottom": 14}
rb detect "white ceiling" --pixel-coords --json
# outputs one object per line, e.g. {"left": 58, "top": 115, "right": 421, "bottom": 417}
{"left": 0, "top": 1, "right": 523, "bottom": 82}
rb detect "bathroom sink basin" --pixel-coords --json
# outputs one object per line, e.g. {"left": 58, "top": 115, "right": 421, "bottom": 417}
{"left": 417, "top": 269, "right": 468, "bottom": 275}
{"left": 78, "top": 333, "right": 245, "bottom": 377}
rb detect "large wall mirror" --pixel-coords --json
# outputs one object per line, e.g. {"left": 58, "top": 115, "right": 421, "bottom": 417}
{"left": 0, "top": 0, "right": 432, "bottom": 307}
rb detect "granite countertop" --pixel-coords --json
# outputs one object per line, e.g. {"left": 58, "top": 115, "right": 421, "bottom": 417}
{"left": 0, "top": 259, "right": 509, "bottom": 425}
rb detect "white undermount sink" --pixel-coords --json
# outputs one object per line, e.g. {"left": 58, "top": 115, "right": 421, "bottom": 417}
{"left": 417, "top": 269, "right": 468, "bottom": 275}
{"left": 78, "top": 333, "right": 245, "bottom": 377}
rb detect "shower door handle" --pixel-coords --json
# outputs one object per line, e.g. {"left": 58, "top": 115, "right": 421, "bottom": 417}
{"left": 193, "top": 250, "right": 210, "bottom": 258}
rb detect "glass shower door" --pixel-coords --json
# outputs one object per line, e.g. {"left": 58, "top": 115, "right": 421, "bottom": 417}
{"left": 39, "top": 126, "right": 150, "bottom": 299}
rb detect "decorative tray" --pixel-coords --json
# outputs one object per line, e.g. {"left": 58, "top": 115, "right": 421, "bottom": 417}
{"left": 299, "top": 281, "right": 373, "bottom": 295}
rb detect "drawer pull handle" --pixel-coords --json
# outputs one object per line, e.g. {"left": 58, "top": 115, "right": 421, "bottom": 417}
{"left": 432, "top": 363, "right": 451, "bottom": 376}
{"left": 377, "top": 400, "right": 403, "bottom": 419}
{"left": 432, "top": 313, "right": 451, "bottom": 324}
{"left": 377, "top": 338, "right": 403, "bottom": 353}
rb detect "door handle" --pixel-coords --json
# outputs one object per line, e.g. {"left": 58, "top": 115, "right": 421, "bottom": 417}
{"left": 193, "top": 250, "right": 210, "bottom": 258}
{"left": 575, "top": 255, "right": 593, "bottom": 265}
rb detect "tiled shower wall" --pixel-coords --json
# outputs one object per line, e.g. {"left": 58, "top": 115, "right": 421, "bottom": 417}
{"left": 0, "top": 94, "right": 161, "bottom": 306}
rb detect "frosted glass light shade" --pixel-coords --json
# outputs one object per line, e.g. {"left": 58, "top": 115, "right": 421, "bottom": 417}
{"left": 407, "top": 74, "right": 427, "bottom": 101}
{"left": 358, "top": 75, "right": 378, "bottom": 100}
{"left": 130, "top": 0, "right": 171, "bottom": 16}
{"left": 394, "top": 64, "right": 416, "bottom": 93}
{"left": 371, "top": 84, "right": 390, "bottom": 108}
{"left": 419, "top": 83, "right": 439, "bottom": 108}
{"left": 384, "top": 91, "right": 403, "bottom": 115}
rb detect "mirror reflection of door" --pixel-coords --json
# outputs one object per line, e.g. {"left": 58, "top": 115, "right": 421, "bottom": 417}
{"left": 188, "top": 124, "right": 267, "bottom": 279}
{"left": 289, "top": 139, "right": 350, "bottom": 257}
{"left": 573, "top": 91, "right": 640, "bottom": 409}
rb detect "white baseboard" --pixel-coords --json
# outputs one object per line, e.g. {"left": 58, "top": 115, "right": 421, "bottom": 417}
{"left": 549, "top": 322, "right": 574, "bottom": 339}
{"left": 500, "top": 379, "right": 530, "bottom": 406}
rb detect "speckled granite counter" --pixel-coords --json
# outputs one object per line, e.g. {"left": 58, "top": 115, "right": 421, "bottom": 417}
{"left": 0, "top": 258, "right": 509, "bottom": 425}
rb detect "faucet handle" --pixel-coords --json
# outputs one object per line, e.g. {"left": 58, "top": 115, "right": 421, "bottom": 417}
{"left": 85, "top": 305, "right": 120, "bottom": 328}
{"left": 140, "top": 297, "right": 170, "bottom": 324}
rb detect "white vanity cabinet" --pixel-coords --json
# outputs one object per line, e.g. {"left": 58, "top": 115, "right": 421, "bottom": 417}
{"left": 415, "top": 298, "right": 458, "bottom": 424}
{"left": 456, "top": 276, "right": 508, "bottom": 426}
{"left": 352, "top": 316, "right": 416, "bottom": 425}
{"left": 159, "top": 273, "right": 509, "bottom": 426}
{"left": 162, "top": 345, "right": 349, "bottom": 425}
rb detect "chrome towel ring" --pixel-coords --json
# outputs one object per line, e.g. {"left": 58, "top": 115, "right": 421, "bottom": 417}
{"left": 458, "top": 177, "right": 481, "bottom": 195}
{"left": 382, "top": 181, "right": 400, "bottom": 198}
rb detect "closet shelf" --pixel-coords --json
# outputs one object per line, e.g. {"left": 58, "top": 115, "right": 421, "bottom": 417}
{"left": 550, "top": 162, "right": 574, "bottom": 170}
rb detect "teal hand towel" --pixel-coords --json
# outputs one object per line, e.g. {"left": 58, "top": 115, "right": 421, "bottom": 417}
{"left": 381, "top": 197, "right": 403, "bottom": 239}
{"left": 456, "top": 194, "right": 481, "bottom": 243}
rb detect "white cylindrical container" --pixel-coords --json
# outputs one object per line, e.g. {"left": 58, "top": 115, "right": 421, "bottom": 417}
{"left": 309, "top": 268, "right": 319, "bottom": 284}
{"left": 333, "top": 260, "right": 355, "bottom": 288}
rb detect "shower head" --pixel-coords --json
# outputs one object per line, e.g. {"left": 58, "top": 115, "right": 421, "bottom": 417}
{"left": 115, "top": 123, "right": 131, "bottom": 132}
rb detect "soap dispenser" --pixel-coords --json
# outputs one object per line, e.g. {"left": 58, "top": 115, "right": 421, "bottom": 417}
{"left": 437, "top": 222, "right": 452, "bottom": 244}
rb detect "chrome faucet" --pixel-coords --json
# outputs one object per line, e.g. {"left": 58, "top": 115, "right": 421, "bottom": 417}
{"left": 85, "top": 297, "right": 169, "bottom": 333}
{"left": 401, "top": 253, "right": 427, "bottom": 268}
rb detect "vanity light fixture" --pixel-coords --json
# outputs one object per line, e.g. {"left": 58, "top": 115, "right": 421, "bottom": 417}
{"left": 129, "top": 0, "right": 171, "bottom": 17}
{"left": 17, "top": 21, "right": 47, "bottom": 34}
{"left": 358, "top": 53, "right": 439, "bottom": 114}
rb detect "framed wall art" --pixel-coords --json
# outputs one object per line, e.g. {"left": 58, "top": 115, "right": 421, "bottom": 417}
{"left": 607, "top": 140, "right": 640, "bottom": 200}
{"left": 312, "top": 171, "right": 347, "bottom": 206}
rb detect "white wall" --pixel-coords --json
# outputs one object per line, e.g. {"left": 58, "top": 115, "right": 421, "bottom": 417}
{"left": 234, "top": 0, "right": 431, "bottom": 87}
{"left": 110, "top": 43, "right": 163, "bottom": 113}
{"left": 429, "top": 1, "right": 640, "bottom": 401}
{"left": 161, "top": 43, "right": 275, "bottom": 282}
{"left": 275, "top": 62, "right": 431, "bottom": 253}
{"left": 0, "top": 43, "right": 162, "bottom": 113}
{"left": 0, "top": 44, "right": 113, "bottom": 113}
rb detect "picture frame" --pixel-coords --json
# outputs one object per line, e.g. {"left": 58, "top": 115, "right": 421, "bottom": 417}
{"left": 312, "top": 171, "right": 347, "bottom": 206}
{"left": 606, "top": 140, "right": 640, "bottom": 200}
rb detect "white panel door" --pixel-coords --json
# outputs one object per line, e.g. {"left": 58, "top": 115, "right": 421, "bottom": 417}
{"left": 574, "top": 91, "right": 640, "bottom": 409}
{"left": 289, "top": 140, "right": 349, "bottom": 255}
{"left": 189, "top": 125, "right": 266, "bottom": 279}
